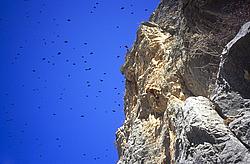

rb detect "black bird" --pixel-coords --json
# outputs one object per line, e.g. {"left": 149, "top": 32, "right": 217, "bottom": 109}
{"left": 85, "top": 68, "right": 91, "bottom": 71}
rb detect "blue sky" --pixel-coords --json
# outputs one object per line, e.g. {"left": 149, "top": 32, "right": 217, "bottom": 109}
{"left": 0, "top": 0, "right": 159, "bottom": 163}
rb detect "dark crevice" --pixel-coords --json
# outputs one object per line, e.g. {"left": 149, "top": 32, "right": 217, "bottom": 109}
{"left": 163, "top": 130, "right": 172, "bottom": 163}
{"left": 211, "top": 100, "right": 227, "bottom": 119}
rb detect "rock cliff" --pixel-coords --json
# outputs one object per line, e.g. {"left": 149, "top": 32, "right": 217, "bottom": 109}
{"left": 116, "top": 0, "right": 250, "bottom": 163}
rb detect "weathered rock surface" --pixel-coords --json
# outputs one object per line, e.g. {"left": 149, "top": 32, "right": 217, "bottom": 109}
{"left": 116, "top": 0, "right": 250, "bottom": 163}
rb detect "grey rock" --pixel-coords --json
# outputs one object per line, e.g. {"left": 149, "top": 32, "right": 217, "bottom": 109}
{"left": 229, "top": 111, "right": 250, "bottom": 148}
{"left": 176, "top": 97, "right": 250, "bottom": 164}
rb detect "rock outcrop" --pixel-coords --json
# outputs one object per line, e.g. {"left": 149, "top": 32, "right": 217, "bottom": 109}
{"left": 116, "top": 0, "right": 250, "bottom": 163}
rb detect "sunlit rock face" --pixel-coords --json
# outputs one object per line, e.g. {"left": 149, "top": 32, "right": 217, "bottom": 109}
{"left": 116, "top": 0, "right": 250, "bottom": 163}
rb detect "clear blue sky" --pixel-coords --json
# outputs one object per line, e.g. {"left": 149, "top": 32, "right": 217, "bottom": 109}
{"left": 0, "top": 0, "right": 159, "bottom": 163}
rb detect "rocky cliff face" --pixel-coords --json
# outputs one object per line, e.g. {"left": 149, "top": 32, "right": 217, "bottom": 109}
{"left": 116, "top": 0, "right": 250, "bottom": 163}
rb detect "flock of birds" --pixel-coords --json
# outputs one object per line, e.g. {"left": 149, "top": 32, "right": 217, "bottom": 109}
{"left": 0, "top": 0, "right": 152, "bottom": 163}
